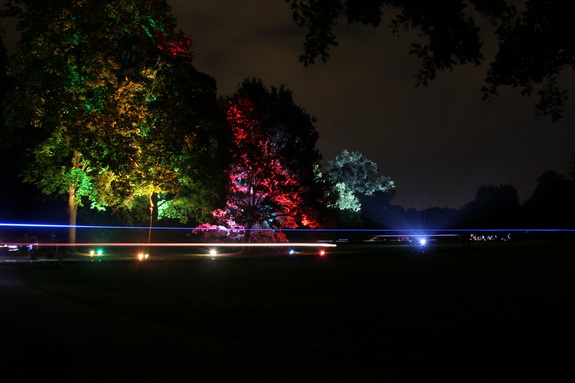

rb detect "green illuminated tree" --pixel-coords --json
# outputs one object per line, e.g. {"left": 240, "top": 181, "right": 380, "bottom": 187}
{"left": 4, "top": 0, "right": 118, "bottom": 243}
{"left": 105, "top": 61, "right": 228, "bottom": 233}
{"left": 326, "top": 149, "right": 394, "bottom": 227}
{"left": 3, "top": 0, "right": 227, "bottom": 243}
{"left": 287, "top": 0, "right": 574, "bottom": 121}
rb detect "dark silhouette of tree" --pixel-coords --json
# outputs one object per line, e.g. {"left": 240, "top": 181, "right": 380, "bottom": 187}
{"left": 196, "top": 78, "right": 328, "bottom": 242}
{"left": 521, "top": 170, "right": 575, "bottom": 228}
{"left": 460, "top": 183, "right": 520, "bottom": 228}
{"left": 0, "top": 30, "right": 6, "bottom": 131}
{"left": 287, "top": 0, "right": 574, "bottom": 120}
{"left": 569, "top": 153, "right": 575, "bottom": 182}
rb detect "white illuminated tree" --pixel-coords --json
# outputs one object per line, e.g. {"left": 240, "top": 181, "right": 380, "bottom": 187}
{"left": 326, "top": 149, "right": 394, "bottom": 226}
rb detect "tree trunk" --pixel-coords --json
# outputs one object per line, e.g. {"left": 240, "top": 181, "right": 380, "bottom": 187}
{"left": 244, "top": 222, "right": 253, "bottom": 244}
{"left": 67, "top": 184, "right": 77, "bottom": 251}
{"left": 147, "top": 192, "right": 158, "bottom": 251}
{"left": 67, "top": 151, "right": 81, "bottom": 252}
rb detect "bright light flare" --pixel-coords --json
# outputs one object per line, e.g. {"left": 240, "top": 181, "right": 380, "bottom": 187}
{"left": 319, "top": 249, "right": 326, "bottom": 257}
{"left": 137, "top": 252, "right": 149, "bottom": 261}
{"left": 209, "top": 249, "right": 218, "bottom": 256}
{"left": 418, "top": 238, "right": 427, "bottom": 246}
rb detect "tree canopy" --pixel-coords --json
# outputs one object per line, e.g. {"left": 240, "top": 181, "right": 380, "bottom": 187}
{"left": 326, "top": 149, "right": 394, "bottom": 227}
{"left": 521, "top": 170, "right": 575, "bottom": 228}
{"left": 196, "top": 78, "right": 328, "bottom": 242}
{"left": 459, "top": 183, "right": 520, "bottom": 228}
{"left": 287, "top": 0, "right": 575, "bottom": 121}
{"left": 2, "top": 0, "right": 228, "bottom": 242}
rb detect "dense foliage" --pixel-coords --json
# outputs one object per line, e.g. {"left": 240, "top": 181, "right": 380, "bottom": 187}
{"left": 196, "top": 79, "right": 329, "bottom": 242}
{"left": 2, "top": 0, "right": 228, "bottom": 242}
{"left": 326, "top": 149, "right": 395, "bottom": 227}
{"left": 1, "top": 2, "right": 573, "bottom": 239}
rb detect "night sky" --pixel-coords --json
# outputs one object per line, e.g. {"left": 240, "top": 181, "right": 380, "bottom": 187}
{"left": 3, "top": 1, "right": 575, "bottom": 211}
{"left": 168, "top": 0, "right": 575, "bottom": 211}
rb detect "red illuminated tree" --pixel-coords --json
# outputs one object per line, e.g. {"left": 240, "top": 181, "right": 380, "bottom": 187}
{"left": 198, "top": 79, "right": 329, "bottom": 242}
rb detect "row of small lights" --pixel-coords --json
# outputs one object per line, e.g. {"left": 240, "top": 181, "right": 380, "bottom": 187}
{"left": 90, "top": 248, "right": 327, "bottom": 261}
{"left": 94, "top": 244, "right": 431, "bottom": 260}
{"left": 89, "top": 239, "right": 427, "bottom": 261}
{"left": 89, "top": 249, "right": 149, "bottom": 261}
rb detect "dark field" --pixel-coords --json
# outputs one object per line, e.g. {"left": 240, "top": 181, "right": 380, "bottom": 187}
{"left": 11, "top": 238, "right": 575, "bottom": 382}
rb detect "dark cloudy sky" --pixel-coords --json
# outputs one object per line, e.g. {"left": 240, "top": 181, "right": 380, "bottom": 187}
{"left": 3, "top": 1, "right": 574, "bottom": 211}
{"left": 168, "top": 0, "right": 575, "bottom": 211}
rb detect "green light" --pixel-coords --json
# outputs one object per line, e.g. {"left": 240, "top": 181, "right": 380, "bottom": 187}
{"left": 97, "top": 249, "right": 103, "bottom": 255}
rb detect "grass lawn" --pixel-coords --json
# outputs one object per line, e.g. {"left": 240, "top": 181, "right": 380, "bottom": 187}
{"left": 21, "top": 237, "right": 575, "bottom": 382}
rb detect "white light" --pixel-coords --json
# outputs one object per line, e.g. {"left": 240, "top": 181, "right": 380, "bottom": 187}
{"left": 289, "top": 249, "right": 295, "bottom": 255}
{"left": 209, "top": 249, "right": 218, "bottom": 256}
{"left": 419, "top": 239, "right": 427, "bottom": 246}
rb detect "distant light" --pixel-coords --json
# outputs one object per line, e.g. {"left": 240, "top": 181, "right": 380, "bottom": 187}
{"left": 137, "top": 252, "right": 149, "bottom": 261}
{"left": 419, "top": 239, "right": 427, "bottom": 246}
{"left": 209, "top": 249, "right": 218, "bottom": 256}
{"left": 289, "top": 249, "right": 295, "bottom": 255}
{"left": 89, "top": 249, "right": 103, "bottom": 257}
{"left": 319, "top": 249, "right": 326, "bottom": 256}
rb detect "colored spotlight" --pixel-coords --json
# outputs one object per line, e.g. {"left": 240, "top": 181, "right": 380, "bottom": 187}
{"left": 319, "top": 249, "right": 326, "bottom": 257}
{"left": 289, "top": 249, "right": 295, "bottom": 255}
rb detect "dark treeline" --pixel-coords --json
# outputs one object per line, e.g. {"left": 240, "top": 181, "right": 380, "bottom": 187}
{"left": 362, "top": 159, "right": 575, "bottom": 229}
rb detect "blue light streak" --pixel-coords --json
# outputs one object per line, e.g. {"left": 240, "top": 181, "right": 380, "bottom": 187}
{"left": 1, "top": 222, "right": 574, "bottom": 232}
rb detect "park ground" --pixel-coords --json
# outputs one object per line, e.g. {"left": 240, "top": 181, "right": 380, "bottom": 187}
{"left": 1, "top": 235, "right": 574, "bottom": 382}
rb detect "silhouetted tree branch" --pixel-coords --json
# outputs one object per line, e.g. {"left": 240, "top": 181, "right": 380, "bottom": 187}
{"left": 287, "top": 0, "right": 574, "bottom": 121}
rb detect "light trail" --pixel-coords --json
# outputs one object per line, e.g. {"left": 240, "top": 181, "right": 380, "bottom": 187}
{"left": 0, "top": 242, "right": 337, "bottom": 248}
{"left": 2, "top": 222, "right": 574, "bottom": 232}
{"left": 371, "top": 234, "right": 459, "bottom": 237}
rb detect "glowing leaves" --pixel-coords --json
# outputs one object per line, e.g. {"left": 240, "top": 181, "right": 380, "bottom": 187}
{"left": 5, "top": 0, "right": 214, "bottom": 238}
{"left": 199, "top": 79, "right": 326, "bottom": 242}
{"left": 137, "top": 0, "right": 193, "bottom": 57}
{"left": 326, "top": 150, "right": 395, "bottom": 197}
{"left": 325, "top": 149, "right": 395, "bottom": 227}
{"left": 331, "top": 182, "right": 361, "bottom": 212}
{"left": 226, "top": 98, "right": 259, "bottom": 143}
